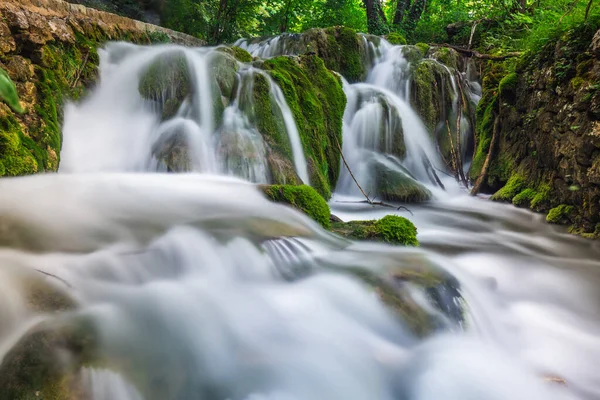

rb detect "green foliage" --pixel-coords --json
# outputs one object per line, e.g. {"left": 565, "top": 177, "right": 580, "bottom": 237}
{"left": 0, "top": 67, "right": 24, "bottom": 113}
{"left": 331, "top": 215, "right": 419, "bottom": 246}
{"left": 546, "top": 204, "right": 575, "bottom": 224}
{"left": 262, "top": 184, "right": 331, "bottom": 228}
{"left": 386, "top": 32, "right": 407, "bottom": 45}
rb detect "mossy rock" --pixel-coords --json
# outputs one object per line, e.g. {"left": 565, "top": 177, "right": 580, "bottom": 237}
{"left": 209, "top": 51, "right": 239, "bottom": 104}
{"left": 152, "top": 131, "right": 191, "bottom": 172}
{"left": 401, "top": 45, "right": 425, "bottom": 65}
{"left": 373, "top": 160, "right": 432, "bottom": 203}
{"left": 302, "top": 27, "right": 364, "bottom": 83}
{"left": 512, "top": 188, "right": 537, "bottom": 208}
{"left": 410, "top": 59, "right": 454, "bottom": 135}
{"left": 0, "top": 317, "right": 99, "bottom": 400}
{"left": 139, "top": 50, "right": 191, "bottom": 120}
{"left": 331, "top": 215, "right": 418, "bottom": 246}
{"left": 546, "top": 204, "right": 575, "bottom": 224}
{"left": 261, "top": 184, "right": 330, "bottom": 229}
{"left": 261, "top": 55, "right": 346, "bottom": 199}
{"left": 231, "top": 46, "right": 253, "bottom": 63}
{"left": 491, "top": 174, "right": 526, "bottom": 202}
{"left": 430, "top": 47, "right": 460, "bottom": 70}
{"left": 386, "top": 32, "right": 407, "bottom": 46}
{"left": 0, "top": 66, "right": 24, "bottom": 113}
{"left": 415, "top": 43, "right": 430, "bottom": 57}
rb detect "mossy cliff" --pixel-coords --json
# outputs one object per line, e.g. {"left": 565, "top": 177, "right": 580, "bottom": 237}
{"left": 261, "top": 55, "right": 346, "bottom": 199}
{"left": 471, "top": 21, "right": 600, "bottom": 238}
{"left": 0, "top": 0, "right": 201, "bottom": 177}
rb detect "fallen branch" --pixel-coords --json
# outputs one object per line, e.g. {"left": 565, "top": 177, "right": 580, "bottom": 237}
{"left": 335, "top": 200, "right": 413, "bottom": 215}
{"left": 70, "top": 51, "right": 90, "bottom": 89}
{"left": 471, "top": 105, "right": 501, "bottom": 195}
{"left": 334, "top": 136, "right": 412, "bottom": 214}
{"left": 35, "top": 269, "right": 73, "bottom": 289}
{"left": 430, "top": 43, "right": 521, "bottom": 61}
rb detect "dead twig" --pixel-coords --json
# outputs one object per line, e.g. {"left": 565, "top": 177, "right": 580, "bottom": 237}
{"left": 430, "top": 43, "right": 521, "bottom": 61}
{"left": 334, "top": 136, "right": 412, "bottom": 214}
{"left": 35, "top": 269, "right": 73, "bottom": 289}
{"left": 70, "top": 51, "right": 90, "bottom": 89}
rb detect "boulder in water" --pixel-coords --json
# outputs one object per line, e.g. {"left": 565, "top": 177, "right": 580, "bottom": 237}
{"left": 152, "top": 130, "right": 192, "bottom": 172}
{"left": 0, "top": 317, "right": 99, "bottom": 399}
{"left": 373, "top": 160, "right": 432, "bottom": 203}
{"left": 331, "top": 215, "right": 418, "bottom": 246}
{"left": 138, "top": 50, "right": 191, "bottom": 120}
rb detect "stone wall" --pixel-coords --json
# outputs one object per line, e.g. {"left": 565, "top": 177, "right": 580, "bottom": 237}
{"left": 471, "top": 23, "right": 600, "bottom": 238}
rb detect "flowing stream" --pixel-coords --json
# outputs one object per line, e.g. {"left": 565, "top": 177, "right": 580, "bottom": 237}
{"left": 0, "top": 36, "right": 599, "bottom": 400}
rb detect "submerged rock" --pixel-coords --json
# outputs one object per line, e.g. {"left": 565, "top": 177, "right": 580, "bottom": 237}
{"left": 373, "top": 160, "right": 432, "bottom": 203}
{"left": 0, "top": 317, "right": 98, "bottom": 399}
{"left": 152, "top": 130, "right": 192, "bottom": 172}
{"left": 331, "top": 215, "right": 418, "bottom": 246}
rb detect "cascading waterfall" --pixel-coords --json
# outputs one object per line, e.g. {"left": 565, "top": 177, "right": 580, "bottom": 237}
{"left": 0, "top": 33, "right": 599, "bottom": 400}
{"left": 60, "top": 43, "right": 309, "bottom": 183}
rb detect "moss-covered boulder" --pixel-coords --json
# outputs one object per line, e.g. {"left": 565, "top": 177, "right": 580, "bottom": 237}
{"left": 410, "top": 59, "right": 454, "bottom": 135}
{"left": 331, "top": 215, "right": 418, "bottom": 246}
{"left": 303, "top": 27, "right": 364, "bottom": 83}
{"left": 139, "top": 50, "right": 191, "bottom": 120}
{"left": 386, "top": 32, "right": 407, "bottom": 46}
{"left": 262, "top": 55, "right": 346, "bottom": 199}
{"left": 152, "top": 131, "right": 192, "bottom": 172}
{"left": 415, "top": 43, "right": 430, "bottom": 57}
{"left": 373, "top": 160, "right": 432, "bottom": 203}
{"left": 0, "top": 317, "right": 99, "bottom": 400}
{"left": 261, "top": 184, "right": 330, "bottom": 229}
{"left": 430, "top": 47, "right": 461, "bottom": 70}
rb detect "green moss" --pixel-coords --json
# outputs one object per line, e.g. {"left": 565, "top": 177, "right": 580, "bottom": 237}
{"left": 261, "top": 184, "right": 330, "bottom": 229}
{"left": 262, "top": 55, "right": 346, "bottom": 199}
{"left": 531, "top": 183, "right": 552, "bottom": 211}
{"left": 546, "top": 204, "right": 575, "bottom": 224}
{"left": 415, "top": 43, "right": 430, "bottom": 56}
{"left": 431, "top": 47, "right": 459, "bottom": 70}
{"left": 0, "top": 117, "right": 39, "bottom": 176}
{"left": 498, "top": 72, "right": 518, "bottom": 97}
{"left": 138, "top": 51, "right": 191, "bottom": 120}
{"left": 231, "top": 46, "right": 253, "bottom": 63}
{"left": 512, "top": 188, "right": 537, "bottom": 207}
{"left": 331, "top": 215, "right": 418, "bottom": 246}
{"left": 304, "top": 27, "right": 364, "bottom": 83}
{"left": 491, "top": 174, "right": 526, "bottom": 202}
{"left": 411, "top": 60, "right": 453, "bottom": 134}
{"left": 570, "top": 76, "right": 585, "bottom": 90}
{"left": 386, "top": 32, "right": 407, "bottom": 45}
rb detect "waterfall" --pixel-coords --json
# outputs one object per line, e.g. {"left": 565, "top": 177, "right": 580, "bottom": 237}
{"left": 1, "top": 33, "right": 599, "bottom": 400}
{"left": 60, "top": 43, "right": 308, "bottom": 184}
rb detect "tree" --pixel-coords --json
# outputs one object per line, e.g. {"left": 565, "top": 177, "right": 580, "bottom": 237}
{"left": 394, "top": 0, "right": 411, "bottom": 25}
{"left": 363, "top": 0, "right": 389, "bottom": 34}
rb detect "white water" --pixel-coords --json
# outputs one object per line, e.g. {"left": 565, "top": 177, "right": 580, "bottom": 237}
{"left": 61, "top": 43, "right": 308, "bottom": 183}
{"left": 0, "top": 37, "right": 599, "bottom": 400}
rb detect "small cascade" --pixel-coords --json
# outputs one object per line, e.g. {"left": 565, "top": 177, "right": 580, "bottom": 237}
{"left": 60, "top": 43, "right": 309, "bottom": 184}
{"left": 82, "top": 368, "right": 144, "bottom": 400}
{"left": 235, "top": 34, "right": 305, "bottom": 59}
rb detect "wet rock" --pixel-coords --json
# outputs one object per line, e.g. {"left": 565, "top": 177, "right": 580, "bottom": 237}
{"left": 152, "top": 131, "right": 192, "bottom": 172}
{"left": 139, "top": 50, "right": 191, "bottom": 120}
{"left": 0, "top": 317, "right": 98, "bottom": 399}
{"left": 590, "top": 29, "right": 600, "bottom": 58}
{"left": 372, "top": 160, "right": 432, "bottom": 203}
{"left": 331, "top": 215, "right": 418, "bottom": 246}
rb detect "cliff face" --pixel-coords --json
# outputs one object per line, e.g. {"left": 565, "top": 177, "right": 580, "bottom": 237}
{"left": 0, "top": 0, "right": 201, "bottom": 176}
{"left": 472, "top": 23, "right": 600, "bottom": 238}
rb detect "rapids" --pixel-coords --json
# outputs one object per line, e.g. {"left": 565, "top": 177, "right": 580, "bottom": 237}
{"left": 0, "top": 35, "right": 599, "bottom": 400}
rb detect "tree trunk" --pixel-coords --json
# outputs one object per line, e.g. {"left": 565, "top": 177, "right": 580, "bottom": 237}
{"left": 211, "top": 0, "right": 228, "bottom": 43}
{"left": 363, "top": 0, "right": 389, "bottom": 35}
{"left": 393, "top": 0, "right": 411, "bottom": 25}
{"left": 404, "top": 0, "right": 426, "bottom": 31}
